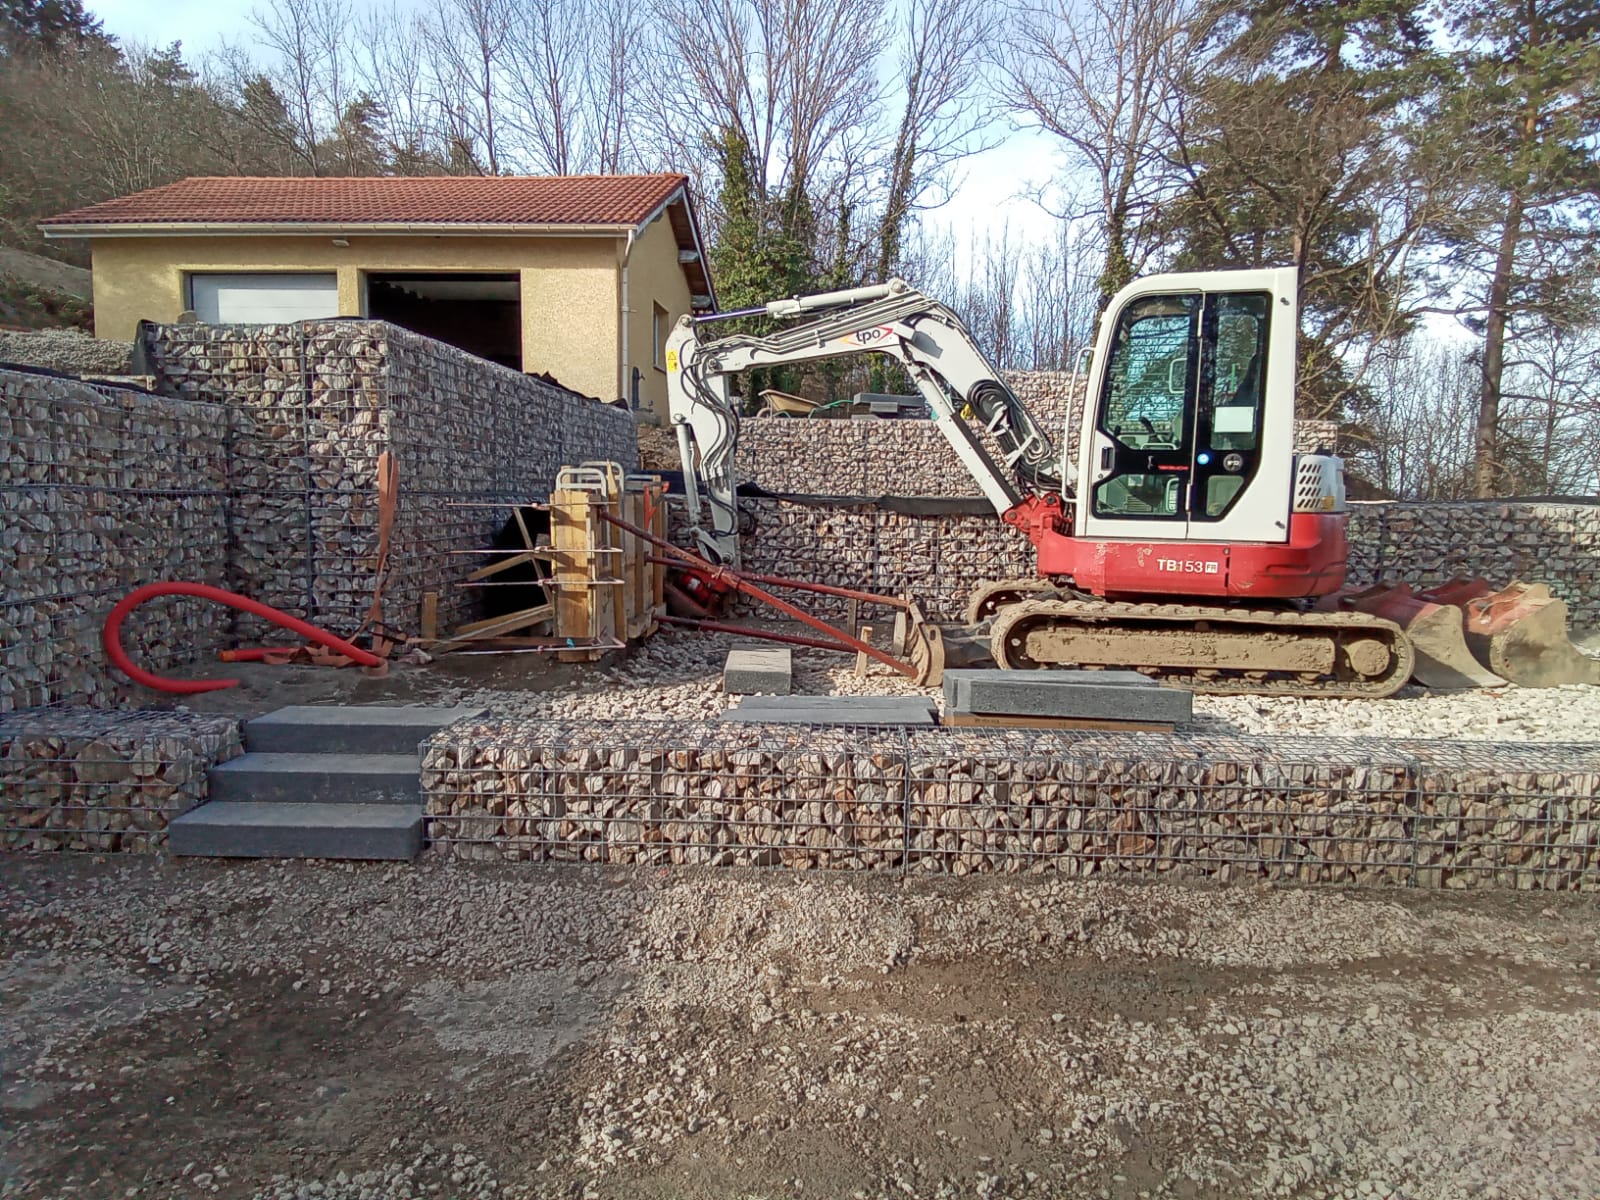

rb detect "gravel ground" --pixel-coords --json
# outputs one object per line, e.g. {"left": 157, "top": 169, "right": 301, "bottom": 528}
{"left": 1, "top": 856, "right": 1597, "bottom": 1199}
{"left": 169, "top": 626, "right": 1600, "bottom": 743}
{"left": 0, "top": 327, "right": 134, "bottom": 375}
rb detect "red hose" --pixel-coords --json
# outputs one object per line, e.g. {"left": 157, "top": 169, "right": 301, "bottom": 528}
{"left": 103, "top": 582, "right": 382, "bottom": 695}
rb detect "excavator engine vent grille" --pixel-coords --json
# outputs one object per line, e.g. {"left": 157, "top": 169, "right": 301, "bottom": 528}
{"left": 1293, "top": 454, "right": 1346, "bottom": 514}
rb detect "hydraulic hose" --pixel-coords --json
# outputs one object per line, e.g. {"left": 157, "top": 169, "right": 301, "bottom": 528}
{"left": 103, "top": 581, "right": 382, "bottom": 695}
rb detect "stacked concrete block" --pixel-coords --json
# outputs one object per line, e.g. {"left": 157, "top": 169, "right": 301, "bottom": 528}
{"left": 420, "top": 720, "right": 1600, "bottom": 888}
{"left": 943, "top": 669, "right": 1193, "bottom": 726}
{"left": 0, "top": 709, "right": 242, "bottom": 851}
{"left": 0, "top": 370, "right": 231, "bottom": 712}
{"left": 723, "top": 696, "right": 939, "bottom": 725}
{"left": 723, "top": 645, "right": 793, "bottom": 694}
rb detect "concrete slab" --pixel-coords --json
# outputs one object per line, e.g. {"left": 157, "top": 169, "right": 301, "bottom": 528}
{"left": 721, "top": 695, "right": 938, "bottom": 726}
{"left": 207, "top": 754, "right": 420, "bottom": 805}
{"left": 169, "top": 802, "right": 423, "bottom": 860}
{"left": 244, "top": 705, "right": 486, "bottom": 756}
{"left": 723, "top": 645, "right": 793, "bottom": 695}
{"left": 944, "top": 668, "right": 1193, "bottom": 724}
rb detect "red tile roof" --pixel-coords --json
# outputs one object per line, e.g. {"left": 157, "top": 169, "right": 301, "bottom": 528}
{"left": 40, "top": 174, "right": 690, "bottom": 228}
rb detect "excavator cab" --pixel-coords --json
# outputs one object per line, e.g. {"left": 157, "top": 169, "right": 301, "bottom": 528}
{"left": 1076, "top": 268, "right": 1297, "bottom": 547}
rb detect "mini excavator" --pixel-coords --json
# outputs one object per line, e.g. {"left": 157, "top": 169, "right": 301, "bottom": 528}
{"left": 665, "top": 269, "right": 1598, "bottom": 697}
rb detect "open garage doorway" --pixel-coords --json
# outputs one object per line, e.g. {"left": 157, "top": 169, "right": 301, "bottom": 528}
{"left": 365, "top": 272, "right": 522, "bottom": 369}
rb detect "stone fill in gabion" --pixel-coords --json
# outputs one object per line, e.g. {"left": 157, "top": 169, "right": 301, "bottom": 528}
{"left": 1347, "top": 501, "right": 1600, "bottom": 627}
{"left": 1, "top": 370, "right": 231, "bottom": 712}
{"left": 421, "top": 719, "right": 1600, "bottom": 889}
{"left": 734, "top": 371, "right": 1340, "bottom": 499}
{"left": 0, "top": 708, "right": 242, "bottom": 852}
{"left": 719, "top": 496, "right": 1600, "bottom": 625}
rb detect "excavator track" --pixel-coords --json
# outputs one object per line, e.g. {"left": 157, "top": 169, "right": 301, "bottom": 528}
{"left": 988, "top": 599, "right": 1414, "bottom": 698}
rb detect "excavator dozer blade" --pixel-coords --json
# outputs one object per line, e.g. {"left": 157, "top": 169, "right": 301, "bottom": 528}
{"left": 1421, "top": 580, "right": 1600, "bottom": 688}
{"left": 1318, "top": 583, "right": 1505, "bottom": 689}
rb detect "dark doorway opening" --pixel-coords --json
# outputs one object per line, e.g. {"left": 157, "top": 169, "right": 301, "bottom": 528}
{"left": 365, "top": 272, "right": 522, "bottom": 369}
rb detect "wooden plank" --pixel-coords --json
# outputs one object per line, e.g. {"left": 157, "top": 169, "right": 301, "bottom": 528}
{"left": 623, "top": 491, "right": 646, "bottom": 639}
{"left": 648, "top": 482, "right": 667, "bottom": 631}
{"left": 511, "top": 505, "right": 535, "bottom": 550}
{"left": 552, "top": 488, "right": 596, "bottom": 662}
{"left": 452, "top": 602, "right": 555, "bottom": 638}
{"left": 465, "top": 549, "right": 540, "bottom": 581}
{"left": 854, "top": 625, "right": 876, "bottom": 678}
{"left": 603, "top": 480, "right": 626, "bottom": 647}
{"left": 941, "top": 712, "right": 1176, "bottom": 733}
{"left": 420, "top": 592, "right": 439, "bottom": 641}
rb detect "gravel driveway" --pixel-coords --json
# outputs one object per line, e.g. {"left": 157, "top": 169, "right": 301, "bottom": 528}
{"left": 2, "top": 855, "right": 1596, "bottom": 1200}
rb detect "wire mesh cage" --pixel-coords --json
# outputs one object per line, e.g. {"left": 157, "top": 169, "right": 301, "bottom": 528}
{"left": 423, "top": 720, "right": 1600, "bottom": 889}
{"left": 0, "top": 708, "right": 242, "bottom": 852}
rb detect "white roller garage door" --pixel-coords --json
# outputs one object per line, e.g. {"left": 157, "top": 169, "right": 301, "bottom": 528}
{"left": 189, "top": 273, "right": 340, "bottom": 323}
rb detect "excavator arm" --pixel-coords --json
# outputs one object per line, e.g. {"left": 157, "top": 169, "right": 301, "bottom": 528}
{"left": 665, "top": 278, "right": 1064, "bottom": 565}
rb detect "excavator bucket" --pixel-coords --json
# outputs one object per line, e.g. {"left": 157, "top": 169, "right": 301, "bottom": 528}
{"left": 1419, "top": 579, "right": 1600, "bottom": 688}
{"left": 1317, "top": 583, "right": 1505, "bottom": 690}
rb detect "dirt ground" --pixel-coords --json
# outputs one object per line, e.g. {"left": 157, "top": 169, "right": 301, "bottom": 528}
{"left": 2, "top": 856, "right": 1598, "bottom": 1200}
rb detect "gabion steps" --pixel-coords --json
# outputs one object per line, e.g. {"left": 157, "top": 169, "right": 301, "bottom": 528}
{"left": 169, "top": 705, "right": 482, "bottom": 861}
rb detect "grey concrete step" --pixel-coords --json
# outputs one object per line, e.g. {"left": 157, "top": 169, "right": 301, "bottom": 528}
{"left": 943, "top": 668, "right": 1193, "bottom": 724}
{"left": 169, "top": 802, "right": 423, "bottom": 860}
{"left": 722, "top": 695, "right": 939, "bottom": 726}
{"left": 207, "top": 754, "right": 420, "bottom": 805}
{"left": 723, "top": 644, "right": 793, "bottom": 695}
{"left": 243, "top": 705, "right": 485, "bottom": 755}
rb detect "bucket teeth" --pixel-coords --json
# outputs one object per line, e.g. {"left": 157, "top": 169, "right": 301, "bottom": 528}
{"left": 1318, "top": 583, "right": 1504, "bottom": 690}
{"left": 1421, "top": 579, "right": 1600, "bottom": 688}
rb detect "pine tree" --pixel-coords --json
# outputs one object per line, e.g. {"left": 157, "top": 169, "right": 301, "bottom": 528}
{"left": 1438, "top": 1, "right": 1600, "bottom": 496}
{"left": 1155, "top": 0, "right": 1439, "bottom": 418}
{"left": 0, "top": 0, "right": 108, "bottom": 58}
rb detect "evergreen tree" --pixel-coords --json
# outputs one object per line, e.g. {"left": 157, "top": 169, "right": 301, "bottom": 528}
{"left": 0, "top": 0, "right": 108, "bottom": 58}
{"left": 1437, "top": 0, "right": 1600, "bottom": 496}
{"left": 1155, "top": 0, "right": 1440, "bottom": 418}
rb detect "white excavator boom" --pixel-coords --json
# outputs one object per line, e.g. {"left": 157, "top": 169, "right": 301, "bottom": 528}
{"left": 664, "top": 278, "right": 1062, "bottom": 565}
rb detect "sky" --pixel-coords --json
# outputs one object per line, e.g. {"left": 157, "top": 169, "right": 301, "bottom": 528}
{"left": 85, "top": 0, "right": 1066, "bottom": 280}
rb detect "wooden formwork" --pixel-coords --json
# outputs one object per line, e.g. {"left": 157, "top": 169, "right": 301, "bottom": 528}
{"left": 425, "top": 461, "right": 667, "bottom": 657}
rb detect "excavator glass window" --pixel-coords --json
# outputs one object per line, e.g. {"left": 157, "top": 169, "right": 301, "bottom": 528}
{"left": 1091, "top": 290, "right": 1271, "bottom": 523}
{"left": 1092, "top": 294, "right": 1200, "bottom": 520}
{"left": 1194, "top": 292, "right": 1270, "bottom": 520}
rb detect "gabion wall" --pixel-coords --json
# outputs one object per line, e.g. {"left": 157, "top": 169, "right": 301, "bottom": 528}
{"left": 2, "top": 322, "right": 642, "bottom": 712}
{"left": 148, "top": 320, "right": 641, "bottom": 636}
{"left": 726, "top": 497, "right": 1600, "bottom": 626}
{"left": 1346, "top": 501, "right": 1600, "bottom": 627}
{"left": 1, "top": 369, "right": 232, "bottom": 712}
{"left": 421, "top": 719, "right": 1600, "bottom": 890}
{"left": 0, "top": 709, "right": 242, "bottom": 852}
{"left": 734, "top": 371, "right": 1341, "bottom": 499}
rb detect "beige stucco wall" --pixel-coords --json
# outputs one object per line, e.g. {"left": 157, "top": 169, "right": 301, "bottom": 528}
{"left": 622, "top": 213, "right": 694, "bottom": 421}
{"left": 85, "top": 233, "right": 667, "bottom": 403}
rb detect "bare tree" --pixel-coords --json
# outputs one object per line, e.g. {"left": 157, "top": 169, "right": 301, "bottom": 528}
{"left": 500, "top": 0, "right": 647, "bottom": 174}
{"left": 429, "top": 0, "right": 512, "bottom": 173}
{"left": 1017, "top": 220, "right": 1100, "bottom": 369}
{"left": 247, "top": 0, "right": 355, "bottom": 172}
{"left": 650, "top": 0, "right": 885, "bottom": 230}
{"left": 1000, "top": 0, "right": 1194, "bottom": 296}
{"left": 874, "top": 0, "right": 999, "bottom": 280}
